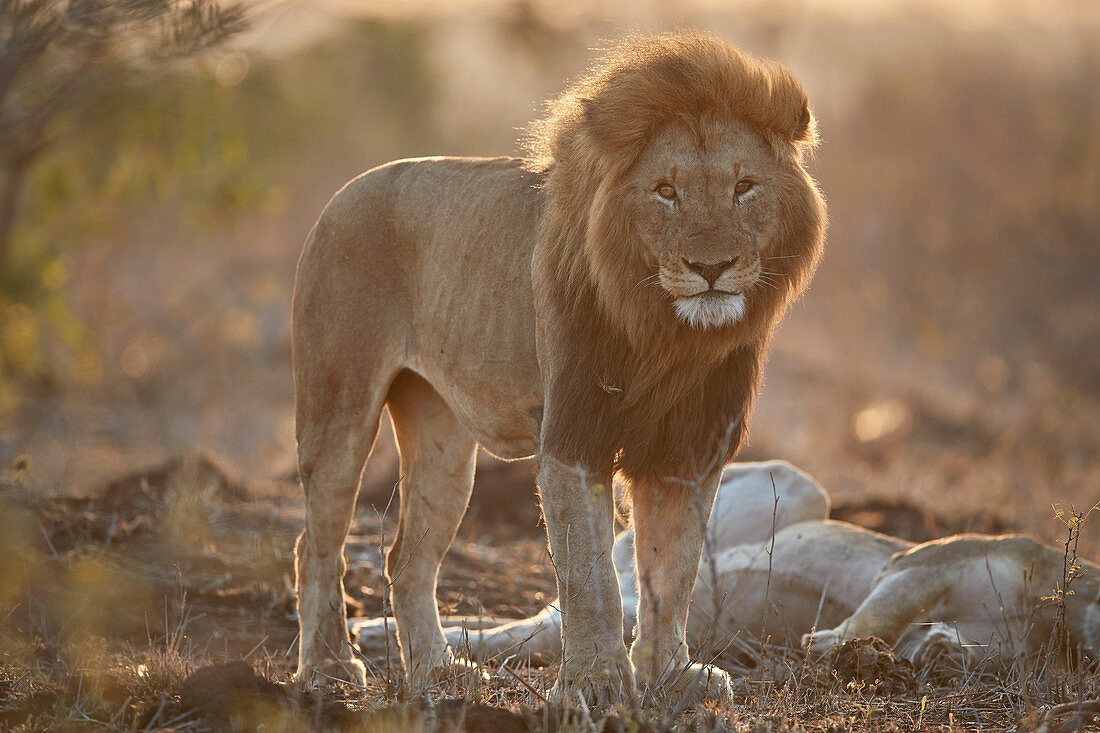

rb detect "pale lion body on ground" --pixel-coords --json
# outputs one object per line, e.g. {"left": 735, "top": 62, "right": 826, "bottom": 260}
{"left": 354, "top": 461, "right": 1100, "bottom": 669}
{"left": 292, "top": 32, "right": 825, "bottom": 703}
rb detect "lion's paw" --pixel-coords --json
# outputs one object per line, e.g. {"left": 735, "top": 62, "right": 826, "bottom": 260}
{"left": 294, "top": 656, "right": 367, "bottom": 691}
{"left": 551, "top": 656, "right": 636, "bottom": 708}
{"left": 802, "top": 627, "right": 844, "bottom": 655}
{"left": 644, "top": 662, "right": 733, "bottom": 707}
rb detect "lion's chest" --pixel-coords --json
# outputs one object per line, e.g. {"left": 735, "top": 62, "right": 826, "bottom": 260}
{"left": 415, "top": 348, "right": 542, "bottom": 461}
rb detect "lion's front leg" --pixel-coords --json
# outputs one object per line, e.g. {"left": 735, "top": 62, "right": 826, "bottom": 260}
{"left": 538, "top": 456, "right": 635, "bottom": 706}
{"left": 630, "top": 474, "right": 732, "bottom": 705}
{"left": 803, "top": 567, "right": 950, "bottom": 655}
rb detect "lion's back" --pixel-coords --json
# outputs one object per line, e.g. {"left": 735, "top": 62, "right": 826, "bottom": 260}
{"left": 294, "top": 156, "right": 547, "bottom": 457}
{"left": 303, "top": 155, "right": 542, "bottom": 262}
{"left": 296, "top": 154, "right": 543, "bottom": 332}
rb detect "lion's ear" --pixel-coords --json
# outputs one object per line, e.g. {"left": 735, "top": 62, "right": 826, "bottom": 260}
{"left": 792, "top": 101, "right": 813, "bottom": 143}
{"left": 763, "top": 61, "right": 816, "bottom": 148}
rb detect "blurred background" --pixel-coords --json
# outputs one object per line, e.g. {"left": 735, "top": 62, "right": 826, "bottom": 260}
{"left": 2, "top": 0, "right": 1098, "bottom": 550}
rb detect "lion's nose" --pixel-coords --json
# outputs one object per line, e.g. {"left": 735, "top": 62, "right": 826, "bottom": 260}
{"left": 683, "top": 257, "right": 738, "bottom": 287}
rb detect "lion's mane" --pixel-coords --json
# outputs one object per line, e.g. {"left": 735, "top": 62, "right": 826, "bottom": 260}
{"left": 529, "top": 32, "right": 827, "bottom": 482}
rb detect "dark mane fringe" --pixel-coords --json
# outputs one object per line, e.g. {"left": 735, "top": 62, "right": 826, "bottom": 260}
{"left": 531, "top": 31, "right": 827, "bottom": 484}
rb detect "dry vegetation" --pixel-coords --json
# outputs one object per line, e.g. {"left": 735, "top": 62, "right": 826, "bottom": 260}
{"left": 3, "top": 456, "right": 1100, "bottom": 731}
{"left": 1, "top": 0, "right": 1098, "bottom": 730}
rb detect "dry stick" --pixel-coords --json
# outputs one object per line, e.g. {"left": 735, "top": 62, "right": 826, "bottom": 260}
{"left": 316, "top": 671, "right": 369, "bottom": 692}
{"left": 140, "top": 694, "right": 170, "bottom": 730}
{"left": 501, "top": 662, "right": 550, "bottom": 704}
{"left": 667, "top": 635, "right": 743, "bottom": 724}
{"left": 810, "top": 576, "right": 832, "bottom": 636}
{"left": 540, "top": 513, "right": 580, "bottom": 702}
{"left": 282, "top": 631, "right": 299, "bottom": 660}
{"left": 385, "top": 531, "right": 430, "bottom": 586}
{"left": 758, "top": 472, "right": 780, "bottom": 656}
{"left": 372, "top": 478, "right": 401, "bottom": 695}
{"left": 242, "top": 635, "right": 269, "bottom": 661}
{"left": 476, "top": 624, "right": 556, "bottom": 668}
{"left": 348, "top": 638, "right": 389, "bottom": 687}
{"left": 319, "top": 634, "right": 360, "bottom": 688}
{"left": 1055, "top": 508, "right": 1083, "bottom": 659}
{"left": 543, "top": 529, "right": 567, "bottom": 689}
{"left": 36, "top": 518, "right": 58, "bottom": 557}
{"left": 983, "top": 554, "right": 1017, "bottom": 656}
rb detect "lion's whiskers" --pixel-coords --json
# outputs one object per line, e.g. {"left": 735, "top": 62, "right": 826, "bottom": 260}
{"left": 755, "top": 269, "right": 787, "bottom": 291}
{"left": 753, "top": 272, "right": 783, "bottom": 291}
{"left": 631, "top": 273, "right": 662, "bottom": 294}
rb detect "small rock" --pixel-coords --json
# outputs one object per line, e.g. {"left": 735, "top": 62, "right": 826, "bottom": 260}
{"left": 179, "top": 661, "right": 296, "bottom": 732}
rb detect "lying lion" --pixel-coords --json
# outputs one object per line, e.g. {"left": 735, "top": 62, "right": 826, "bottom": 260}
{"left": 353, "top": 461, "right": 1099, "bottom": 671}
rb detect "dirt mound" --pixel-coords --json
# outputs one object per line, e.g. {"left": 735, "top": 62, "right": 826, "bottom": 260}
{"left": 825, "top": 637, "right": 917, "bottom": 696}
{"left": 22, "top": 455, "right": 248, "bottom": 554}
{"left": 173, "top": 662, "right": 537, "bottom": 732}
{"left": 97, "top": 454, "right": 248, "bottom": 510}
{"left": 176, "top": 661, "right": 359, "bottom": 732}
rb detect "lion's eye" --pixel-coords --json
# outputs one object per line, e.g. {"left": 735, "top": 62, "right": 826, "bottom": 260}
{"left": 657, "top": 184, "right": 677, "bottom": 200}
{"left": 734, "top": 180, "right": 754, "bottom": 196}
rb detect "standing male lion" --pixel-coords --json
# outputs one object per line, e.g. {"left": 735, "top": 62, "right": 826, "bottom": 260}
{"left": 292, "top": 32, "right": 826, "bottom": 704}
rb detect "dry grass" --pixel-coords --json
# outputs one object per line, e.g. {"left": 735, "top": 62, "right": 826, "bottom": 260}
{"left": 3, "top": 458, "right": 1100, "bottom": 731}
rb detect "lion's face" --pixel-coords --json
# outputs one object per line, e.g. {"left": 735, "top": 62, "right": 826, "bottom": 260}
{"left": 627, "top": 119, "right": 791, "bottom": 330}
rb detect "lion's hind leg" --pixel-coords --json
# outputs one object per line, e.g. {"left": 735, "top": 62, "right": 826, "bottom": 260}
{"left": 353, "top": 608, "right": 563, "bottom": 663}
{"left": 385, "top": 370, "right": 479, "bottom": 689}
{"left": 454, "top": 604, "right": 564, "bottom": 664}
{"left": 294, "top": 371, "right": 392, "bottom": 690}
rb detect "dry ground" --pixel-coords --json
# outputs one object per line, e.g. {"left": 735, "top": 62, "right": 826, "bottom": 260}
{"left": 3, "top": 455, "right": 1099, "bottom": 731}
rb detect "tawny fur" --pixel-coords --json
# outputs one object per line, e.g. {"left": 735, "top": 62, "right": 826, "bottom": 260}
{"left": 291, "top": 31, "right": 826, "bottom": 704}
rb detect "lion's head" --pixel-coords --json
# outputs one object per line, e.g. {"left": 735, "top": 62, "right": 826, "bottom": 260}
{"left": 530, "top": 32, "right": 826, "bottom": 344}
{"left": 529, "top": 32, "right": 827, "bottom": 479}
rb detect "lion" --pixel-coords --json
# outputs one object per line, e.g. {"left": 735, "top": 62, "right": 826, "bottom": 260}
{"left": 291, "top": 31, "right": 826, "bottom": 704}
{"left": 353, "top": 462, "right": 1100, "bottom": 672}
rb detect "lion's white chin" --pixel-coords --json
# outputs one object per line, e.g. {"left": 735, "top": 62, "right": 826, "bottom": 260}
{"left": 674, "top": 292, "right": 747, "bottom": 329}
